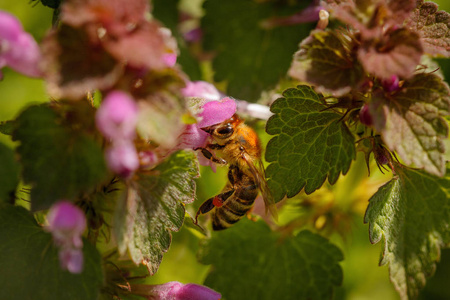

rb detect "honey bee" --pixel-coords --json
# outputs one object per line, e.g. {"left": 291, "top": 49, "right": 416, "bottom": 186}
{"left": 194, "top": 114, "right": 277, "bottom": 230}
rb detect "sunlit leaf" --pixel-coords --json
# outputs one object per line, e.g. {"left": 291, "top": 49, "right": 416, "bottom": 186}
{"left": 369, "top": 73, "right": 450, "bottom": 176}
{"left": 0, "top": 143, "right": 19, "bottom": 203}
{"left": 114, "top": 150, "right": 199, "bottom": 274}
{"left": 198, "top": 219, "right": 343, "bottom": 300}
{"left": 12, "top": 104, "right": 108, "bottom": 211}
{"left": 364, "top": 166, "right": 450, "bottom": 299}
{"left": 406, "top": 0, "right": 450, "bottom": 57}
{"left": 266, "top": 85, "right": 356, "bottom": 201}
{"left": 0, "top": 204, "right": 103, "bottom": 300}
{"left": 289, "top": 30, "right": 365, "bottom": 97}
{"left": 202, "top": 0, "right": 313, "bottom": 100}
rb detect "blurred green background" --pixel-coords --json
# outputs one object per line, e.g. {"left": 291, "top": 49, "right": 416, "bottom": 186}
{"left": 0, "top": 1, "right": 449, "bottom": 299}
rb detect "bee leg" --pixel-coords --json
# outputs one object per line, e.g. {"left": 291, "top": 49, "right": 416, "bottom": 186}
{"left": 194, "top": 147, "right": 227, "bottom": 164}
{"left": 194, "top": 189, "right": 235, "bottom": 224}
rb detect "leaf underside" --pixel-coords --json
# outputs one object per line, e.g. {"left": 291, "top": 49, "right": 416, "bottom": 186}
{"left": 114, "top": 150, "right": 199, "bottom": 275}
{"left": 364, "top": 167, "right": 450, "bottom": 299}
{"left": 369, "top": 72, "right": 450, "bottom": 177}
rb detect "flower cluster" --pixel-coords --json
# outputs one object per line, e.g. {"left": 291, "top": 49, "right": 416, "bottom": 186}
{"left": 46, "top": 201, "right": 87, "bottom": 274}
{"left": 96, "top": 90, "right": 140, "bottom": 178}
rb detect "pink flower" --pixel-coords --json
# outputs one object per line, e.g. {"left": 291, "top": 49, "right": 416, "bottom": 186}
{"left": 106, "top": 142, "right": 140, "bottom": 178}
{"left": 177, "top": 97, "right": 236, "bottom": 150}
{"left": 162, "top": 53, "right": 177, "bottom": 67}
{"left": 59, "top": 247, "right": 84, "bottom": 274}
{"left": 133, "top": 281, "right": 221, "bottom": 300}
{"left": 181, "top": 81, "right": 221, "bottom": 102}
{"left": 47, "top": 201, "right": 86, "bottom": 247}
{"left": 0, "top": 11, "right": 42, "bottom": 78}
{"left": 96, "top": 90, "right": 138, "bottom": 141}
{"left": 46, "top": 201, "right": 86, "bottom": 274}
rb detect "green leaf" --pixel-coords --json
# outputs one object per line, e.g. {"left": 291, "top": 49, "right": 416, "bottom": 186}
{"left": 202, "top": 0, "right": 313, "bottom": 100}
{"left": 406, "top": 0, "right": 450, "bottom": 57}
{"left": 369, "top": 72, "right": 450, "bottom": 177}
{"left": 265, "top": 85, "right": 356, "bottom": 201}
{"left": 198, "top": 219, "right": 343, "bottom": 300}
{"left": 289, "top": 30, "right": 365, "bottom": 97}
{"left": 12, "top": 104, "right": 108, "bottom": 211}
{"left": 364, "top": 166, "right": 450, "bottom": 300}
{"left": 114, "top": 150, "right": 199, "bottom": 274}
{"left": 0, "top": 143, "right": 19, "bottom": 203}
{"left": 0, "top": 120, "right": 15, "bottom": 136}
{"left": 0, "top": 204, "right": 103, "bottom": 300}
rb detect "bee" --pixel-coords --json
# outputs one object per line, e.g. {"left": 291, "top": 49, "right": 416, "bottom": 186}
{"left": 194, "top": 114, "right": 277, "bottom": 230}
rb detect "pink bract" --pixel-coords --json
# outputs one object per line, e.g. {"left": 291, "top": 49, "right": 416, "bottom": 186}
{"left": 96, "top": 90, "right": 138, "bottom": 141}
{"left": 0, "top": 10, "right": 42, "bottom": 78}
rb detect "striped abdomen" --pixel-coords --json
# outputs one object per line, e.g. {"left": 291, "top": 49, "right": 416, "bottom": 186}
{"left": 212, "top": 174, "right": 258, "bottom": 231}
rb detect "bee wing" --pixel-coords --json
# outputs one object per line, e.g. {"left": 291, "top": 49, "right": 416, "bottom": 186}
{"left": 241, "top": 153, "right": 278, "bottom": 221}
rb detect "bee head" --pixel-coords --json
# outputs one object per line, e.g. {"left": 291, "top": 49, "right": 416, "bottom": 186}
{"left": 201, "top": 114, "right": 241, "bottom": 140}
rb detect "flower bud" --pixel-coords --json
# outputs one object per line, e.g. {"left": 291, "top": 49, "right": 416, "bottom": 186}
{"left": 382, "top": 75, "right": 400, "bottom": 92}
{"left": 96, "top": 90, "right": 138, "bottom": 141}
{"left": 359, "top": 104, "right": 373, "bottom": 127}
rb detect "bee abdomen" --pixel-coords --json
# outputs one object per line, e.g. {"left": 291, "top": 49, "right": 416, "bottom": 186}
{"left": 212, "top": 184, "right": 258, "bottom": 231}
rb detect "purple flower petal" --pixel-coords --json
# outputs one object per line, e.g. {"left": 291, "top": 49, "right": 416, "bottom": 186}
{"left": 96, "top": 90, "right": 138, "bottom": 141}
{"left": 182, "top": 81, "right": 221, "bottom": 101}
{"left": 0, "top": 11, "right": 42, "bottom": 77}
{"left": 59, "top": 247, "right": 84, "bottom": 274}
{"left": 177, "top": 124, "right": 210, "bottom": 149}
{"left": 47, "top": 200, "right": 87, "bottom": 246}
{"left": 0, "top": 11, "right": 23, "bottom": 41}
{"left": 178, "top": 283, "right": 221, "bottom": 300}
{"left": 198, "top": 97, "right": 236, "bottom": 128}
{"left": 106, "top": 142, "right": 140, "bottom": 178}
